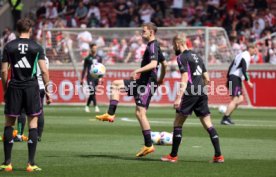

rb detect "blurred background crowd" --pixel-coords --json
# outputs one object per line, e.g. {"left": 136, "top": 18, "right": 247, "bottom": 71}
{"left": 1, "top": 0, "right": 276, "bottom": 66}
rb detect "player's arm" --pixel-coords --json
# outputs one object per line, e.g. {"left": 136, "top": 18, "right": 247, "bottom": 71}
{"left": 157, "top": 60, "right": 168, "bottom": 85}
{"left": 131, "top": 43, "right": 159, "bottom": 79}
{"left": 239, "top": 58, "right": 253, "bottom": 88}
{"left": 174, "top": 55, "right": 188, "bottom": 109}
{"left": 1, "top": 62, "right": 9, "bottom": 94}
{"left": 38, "top": 60, "right": 51, "bottom": 104}
{"left": 174, "top": 72, "right": 188, "bottom": 109}
{"left": 136, "top": 60, "right": 158, "bottom": 73}
{"left": 202, "top": 63, "right": 210, "bottom": 85}
{"left": 227, "top": 60, "right": 234, "bottom": 78}
{"left": 1, "top": 46, "right": 9, "bottom": 95}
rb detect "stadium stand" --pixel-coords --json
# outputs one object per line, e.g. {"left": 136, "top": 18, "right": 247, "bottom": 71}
{"left": 0, "top": 0, "right": 276, "bottom": 65}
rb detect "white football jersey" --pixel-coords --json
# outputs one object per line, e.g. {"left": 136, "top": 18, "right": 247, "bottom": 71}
{"left": 229, "top": 51, "right": 251, "bottom": 79}
{"left": 37, "top": 56, "right": 49, "bottom": 90}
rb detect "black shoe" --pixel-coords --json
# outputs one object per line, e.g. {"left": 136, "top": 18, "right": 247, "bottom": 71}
{"left": 227, "top": 118, "right": 235, "bottom": 124}
{"left": 221, "top": 119, "right": 231, "bottom": 125}
{"left": 14, "top": 135, "right": 23, "bottom": 142}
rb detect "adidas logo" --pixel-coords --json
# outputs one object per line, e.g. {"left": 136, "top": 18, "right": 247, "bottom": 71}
{"left": 14, "top": 56, "right": 31, "bottom": 68}
{"left": 175, "top": 134, "right": 182, "bottom": 138}
{"left": 28, "top": 139, "right": 33, "bottom": 144}
{"left": 212, "top": 135, "right": 219, "bottom": 139}
{"left": 193, "top": 65, "right": 202, "bottom": 76}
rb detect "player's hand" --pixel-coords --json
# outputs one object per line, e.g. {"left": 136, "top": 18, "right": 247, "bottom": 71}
{"left": 247, "top": 81, "right": 254, "bottom": 88}
{"left": 157, "top": 79, "right": 163, "bottom": 85}
{"left": 130, "top": 71, "right": 138, "bottom": 80}
{"left": 173, "top": 98, "right": 181, "bottom": 109}
{"left": 46, "top": 93, "right": 52, "bottom": 105}
{"left": 204, "top": 79, "right": 210, "bottom": 85}
{"left": 98, "top": 78, "right": 104, "bottom": 85}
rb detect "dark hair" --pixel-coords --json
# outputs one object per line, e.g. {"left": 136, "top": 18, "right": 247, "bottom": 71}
{"left": 142, "top": 22, "right": 157, "bottom": 33}
{"left": 16, "top": 18, "right": 34, "bottom": 33}
{"left": 90, "top": 43, "right": 97, "bottom": 48}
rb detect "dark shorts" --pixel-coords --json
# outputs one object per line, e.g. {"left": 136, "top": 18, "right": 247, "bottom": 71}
{"left": 228, "top": 75, "right": 242, "bottom": 97}
{"left": 87, "top": 79, "right": 99, "bottom": 95}
{"left": 176, "top": 95, "right": 210, "bottom": 117}
{"left": 124, "top": 79, "right": 157, "bottom": 109}
{"left": 4, "top": 84, "right": 42, "bottom": 117}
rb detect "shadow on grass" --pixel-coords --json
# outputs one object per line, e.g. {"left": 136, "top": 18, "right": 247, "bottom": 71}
{"left": 77, "top": 154, "right": 160, "bottom": 162}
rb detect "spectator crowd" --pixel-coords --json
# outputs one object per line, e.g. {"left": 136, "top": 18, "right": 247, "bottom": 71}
{"left": 1, "top": 0, "right": 276, "bottom": 66}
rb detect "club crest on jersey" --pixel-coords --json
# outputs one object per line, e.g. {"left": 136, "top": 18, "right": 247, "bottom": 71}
{"left": 18, "top": 43, "right": 28, "bottom": 54}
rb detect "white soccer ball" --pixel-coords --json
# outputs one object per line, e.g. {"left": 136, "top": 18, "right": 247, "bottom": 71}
{"left": 160, "top": 132, "right": 173, "bottom": 145}
{"left": 151, "top": 132, "right": 161, "bottom": 145}
{"left": 90, "top": 63, "right": 106, "bottom": 78}
{"left": 218, "top": 105, "right": 227, "bottom": 114}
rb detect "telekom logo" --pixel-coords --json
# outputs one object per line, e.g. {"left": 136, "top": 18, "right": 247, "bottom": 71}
{"left": 18, "top": 44, "right": 28, "bottom": 54}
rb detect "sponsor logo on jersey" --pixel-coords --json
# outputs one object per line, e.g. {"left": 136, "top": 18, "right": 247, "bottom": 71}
{"left": 14, "top": 56, "right": 31, "bottom": 68}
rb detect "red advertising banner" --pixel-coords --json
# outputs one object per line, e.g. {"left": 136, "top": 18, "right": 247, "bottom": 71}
{"left": 245, "top": 70, "right": 276, "bottom": 107}
{"left": 30, "top": 70, "right": 236, "bottom": 106}
{"left": 1, "top": 69, "right": 276, "bottom": 107}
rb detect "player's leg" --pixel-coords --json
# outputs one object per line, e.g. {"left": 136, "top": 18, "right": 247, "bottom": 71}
{"left": 0, "top": 116, "right": 16, "bottom": 171}
{"left": 18, "top": 113, "right": 26, "bottom": 136}
{"left": 14, "top": 112, "right": 27, "bottom": 142}
{"left": 161, "top": 113, "right": 187, "bottom": 162}
{"left": 37, "top": 89, "right": 45, "bottom": 141}
{"left": 1, "top": 86, "right": 22, "bottom": 171}
{"left": 195, "top": 95, "right": 224, "bottom": 163}
{"left": 85, "top": 81, "right": 93, "bottom": 113}
{"left": 200, "top": 116, "right": 224, "bottom": 163}
{"left": 92, "top": 80, "right": 100, "bottom": 113}
{"left": 24, "top": 85, "right": 42, "bottom": 171}
{"left": 161, "top": 96, "right": 195, "bottom": 162}
{"left": 135, "top": 106, "right": 155, "bottom": 157}
{"left": 96, "top": 79, "right": 125, "bottom": 122}
{"left": 26, "top": 116, "right": 41, "bottom": 171}
{"left": 221, "top": 76, "right": 242, "bottom": 125}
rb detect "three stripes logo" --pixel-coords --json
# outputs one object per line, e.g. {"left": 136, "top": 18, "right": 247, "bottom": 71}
{"left": 193, "top": 65, "right": 202, "bottom": 76}
{"left": 14, "top": 56, "right": 31, "bottom": 68}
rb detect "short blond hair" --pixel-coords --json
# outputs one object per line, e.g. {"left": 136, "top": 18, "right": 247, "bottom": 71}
{"left": 173, "top": 32, "right": 187, "bottom": 45}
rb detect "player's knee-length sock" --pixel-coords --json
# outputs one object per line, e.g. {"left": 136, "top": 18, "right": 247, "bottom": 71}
{"left": 38, "top": 111, "right": 44, "bottom": 139}
{"left": 170, "top": 127, "right": 182, "bottom": 157}
{"left": 107, "top": 100, "right": 118, "bottom": 115}
{"left": 142, "top": 129, "right": 152, "bottom": 147}
{"left": 207, "top": 127, "right": 221, "bottom": 157}
{"left": 3, "top": 126, "right": 14, "bottom": 164}
{"left": 91, "top": 94, "right": 97, "bottom": 106}
{"left": 86, "top": 95, "right": 93, "bottom": 106}
{"left": 28, "top": 128, "right": 38, "bottom": 165}
{"left": 18, "top": 113, "right": 26, "bottom": 135}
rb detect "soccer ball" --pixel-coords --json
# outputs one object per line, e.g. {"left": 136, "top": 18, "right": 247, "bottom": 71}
{"left": 218, "top": 105, "right": 227, "bottom": 114}
{"left": 160, "top": 132, "right": 173, "bottom": 145}
{"left": 90, "top": 63, "right": 106, "bottom": 78}
{"left": 151, "top": 132, "right": 161, "bottom": 145}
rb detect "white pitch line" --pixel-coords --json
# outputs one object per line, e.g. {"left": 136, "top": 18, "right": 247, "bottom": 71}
{"left": 120, "top": 117, "right": 276, "bottom": 127}
{"left": 192, "top": 146, "right": 201, "bottom": 148}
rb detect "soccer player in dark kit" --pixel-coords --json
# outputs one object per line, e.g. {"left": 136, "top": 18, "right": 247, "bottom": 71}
{"left": 161, "top": 33, "right": 224, "bottom": 163}
{"left": 96, "top": 22, "right": 167, "bottom": 157}
{"left": 0, "top": 18, "right": 51, "bottom": 172}
{"left": 81, "top": 44, "right": 102, "bottom": 113}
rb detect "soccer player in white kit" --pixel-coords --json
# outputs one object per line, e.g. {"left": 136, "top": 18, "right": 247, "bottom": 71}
{"left": 221, "top": 44, "right": 257, "bottom": 125}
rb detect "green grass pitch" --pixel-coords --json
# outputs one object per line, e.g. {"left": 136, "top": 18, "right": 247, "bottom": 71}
{"left": 0, "top": 105, "right": 275, "bottom": 177}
